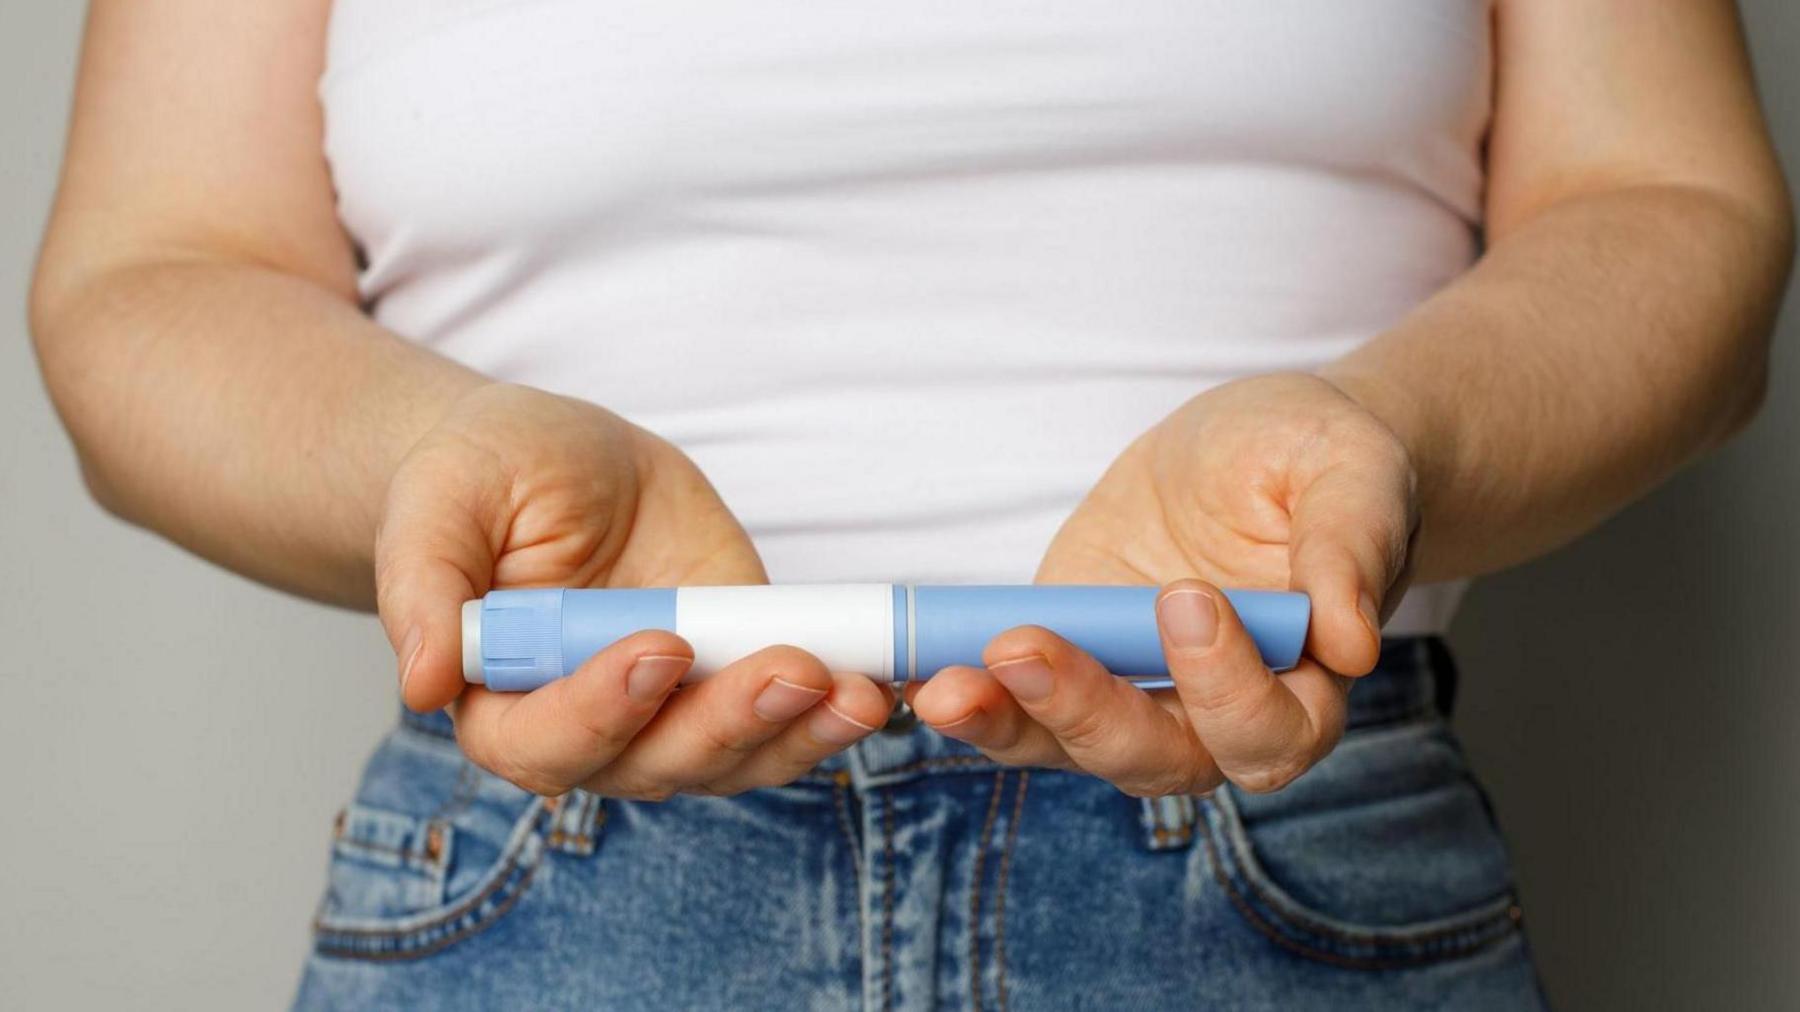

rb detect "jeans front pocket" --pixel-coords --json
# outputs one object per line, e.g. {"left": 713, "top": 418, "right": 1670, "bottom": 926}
{"left": 324, "top": 802, "right": 455, "bottom": 920}
{"left": 310, "top": 719, "right": 583, "bottom": 962}
{"left": 1201, "top": 718, "right": 1524, "bottom": 969}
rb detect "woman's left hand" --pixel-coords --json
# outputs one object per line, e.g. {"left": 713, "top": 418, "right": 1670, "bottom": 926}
{"left": 907, "top": 372, "right": 1418, "bottom": 796}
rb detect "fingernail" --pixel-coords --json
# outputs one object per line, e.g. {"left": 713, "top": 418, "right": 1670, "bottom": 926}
{"left": 1159, "top": 590, "right": 1218, "bottom": 649}
{"left": 398, "top": 627, "right": 423, "bottom": 694}
{"left": 754, "top": 676, "right": 828, "bottom": 722}
{"left": 989, "top": 655, "right": 1053, "bottom": 702}
{"left": 808, "top": 701, "right": 878, "bottom": 746}
{"left": 626, "top": 655, "right": 690, "bottom": 703}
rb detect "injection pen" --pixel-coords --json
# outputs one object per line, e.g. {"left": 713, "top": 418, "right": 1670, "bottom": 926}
{"left": 462, "top": 585, "right": 1310, "bottom": 692}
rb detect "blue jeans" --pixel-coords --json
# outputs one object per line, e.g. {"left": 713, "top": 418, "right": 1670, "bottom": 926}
{"left": 294, "top": 639, "right": 1546, "bottom": 1009}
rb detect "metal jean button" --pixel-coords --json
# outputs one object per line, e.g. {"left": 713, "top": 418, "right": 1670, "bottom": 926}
{"left": 882, "top": 697, "right": 919, "bottom": 733}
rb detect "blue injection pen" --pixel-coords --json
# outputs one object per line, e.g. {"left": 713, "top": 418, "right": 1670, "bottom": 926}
{"left": 462, "top": 585, "right": 1310, "bottom": 692}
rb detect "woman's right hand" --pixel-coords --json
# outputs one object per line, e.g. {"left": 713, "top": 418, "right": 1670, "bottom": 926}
{"left": 375, "top": 383, "right": 892, "bottom": 800}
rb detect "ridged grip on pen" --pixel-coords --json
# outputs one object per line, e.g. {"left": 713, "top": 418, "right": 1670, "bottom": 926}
{"left": 478, "top": 588, "right": 679, "bottom": 692}
{"left": 478, "top": 589, "right": 565, "bottom": 692}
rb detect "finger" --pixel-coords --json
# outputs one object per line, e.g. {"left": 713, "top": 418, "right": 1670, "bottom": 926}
{"left": 979, "top": 626, "right": 1217, "bottom": 796}
{"left": 698, "top": 672, "right": 892, "bottom": 794}
{"left": 909, "top": 665, "right": 1074, "bottom": 770}
{"left": 374, "top": 447, "right": 503, "bottom": 713}
{"left": 1287, "top": 458, "right": 1415, "bottom": 676}
{"left": 1160, "top": 580, "right": 1349, "bottom": 794}
{"left": 452, "top": 629, "right": 693, "bottom": 795}
{"left": 591, "top": 644, "right": 835, "bottom": 795}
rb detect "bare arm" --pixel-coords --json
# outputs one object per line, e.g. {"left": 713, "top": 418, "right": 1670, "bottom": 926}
{"left": 1321, "top": 0, "right": 1794, "bottom": 582}
{"left": 29, "top": 0, "right": 483, "bottom": 607}
{"left": 914, "top": 0, "right": 1794, "bottom": 798}
{"left": 28, "top": 0, "right": 894, "bottom": 797}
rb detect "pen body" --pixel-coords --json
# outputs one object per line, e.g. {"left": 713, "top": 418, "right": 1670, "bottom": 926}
{"left": 463, "top": 584, "right": 1310, "bottom": 693}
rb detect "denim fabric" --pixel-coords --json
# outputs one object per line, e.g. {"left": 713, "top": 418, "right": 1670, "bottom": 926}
{"left": 294, "top": 639, "right": 1546, "bottom": 1010}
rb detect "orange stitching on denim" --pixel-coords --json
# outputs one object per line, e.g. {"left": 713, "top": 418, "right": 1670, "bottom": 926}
{"left": 831, "top": 770, "right": 863, "bottom": 877}
{"left": 318, "top": 859, "right": 540, "bottom": 962}
{"left": 332, "top": 828, "right": 448, "bottom": 871}
{"left": 828, "top": 769, "right": 868, "bottom": 970}
{"left": 558, "top": 792, "right": 608, "bottom": 846}
{"left": 315, "top": 801, "right": 549, "bottom": 946}
{"left": 547, "top": 792, "right": 606, "bottom": 854}
{"left": 967, "top": 771, "right": 1006, "bottom": 1011}
{"left": 994, "top": 771, "right": 1028, "bottom": 1012}
{"left": 1148, "top": 794, "right": 1198, "bottom": 849}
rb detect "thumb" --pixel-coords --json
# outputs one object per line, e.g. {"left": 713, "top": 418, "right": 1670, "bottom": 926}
{"left": 611, "top": 446, "right": 770, "bottom": 587}
{"left": 681, "top": 537, "right": 770, "bottom": 586}
{"left": 374, "top": 460, "right": 499, "bottom": 712}
{"left": 1286, "top": 461, "right": 1415, "bottom": 677}
{"left": 668, "top": 501, "right": 769, "bottom": 586}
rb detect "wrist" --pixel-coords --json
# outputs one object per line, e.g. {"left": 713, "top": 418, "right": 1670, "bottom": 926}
{"left": 355, "top": 366, "right": 493, "bottom": 568}
{"left": 1314, "top": 365, "right": 1440, "bottom": 485}
{"left": 1313, "top": 363, "right": 1452, "bottom": 582}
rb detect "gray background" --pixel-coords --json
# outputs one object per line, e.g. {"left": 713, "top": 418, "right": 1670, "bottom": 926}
{"left": 1, "top": 4, "right": 1794, "bottom": 1008}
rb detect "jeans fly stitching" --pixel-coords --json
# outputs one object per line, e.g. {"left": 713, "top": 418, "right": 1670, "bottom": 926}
{"left": 880, "top": 790, "right": 896, "bottom": 1012}
{"left": 832, "top": 773, "right": 864, "bottom": 875}
{"left": 995, "top": 771, "right": 1029, "bottom": 1012}
{"left": 967, "top": 771, "right": 1006, "bottom": 1012}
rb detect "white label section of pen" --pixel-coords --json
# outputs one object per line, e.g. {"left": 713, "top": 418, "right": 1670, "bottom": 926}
{"left": 679, "top": 584, "right": 895, "bottom": 681}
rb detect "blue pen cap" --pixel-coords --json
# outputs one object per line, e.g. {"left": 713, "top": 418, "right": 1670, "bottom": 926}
{"left": 463, "top": 588, "right": 680, "bottom": 692}
{"left": 468, "top": 588, "right": 566, "bottom": 692}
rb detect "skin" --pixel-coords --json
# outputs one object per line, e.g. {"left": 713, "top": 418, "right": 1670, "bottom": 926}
{"left": 907, "top": 2, "right": 1795, "bottom": 794}
{"left": 31, "top": 1, "right": 1793, "bottom": 801}
{"left": 28, "top": 0, "right": 892, "bottom": 801}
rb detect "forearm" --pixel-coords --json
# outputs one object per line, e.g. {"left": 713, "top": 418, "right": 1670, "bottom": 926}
{"left": 1322, "top": 183, "right": 1793, "bottom": 581}
{"left": 30, "top": 256, "right": 486, "bottom": 607}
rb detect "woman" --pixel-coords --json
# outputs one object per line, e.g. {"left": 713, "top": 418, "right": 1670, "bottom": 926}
{"left": 30, "top": 1, "right": 1790, "bottom": 1007}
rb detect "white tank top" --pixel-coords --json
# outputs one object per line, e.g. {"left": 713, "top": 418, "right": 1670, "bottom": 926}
{"left": 320, "top": 1, "right": 1491, "bottom": 634}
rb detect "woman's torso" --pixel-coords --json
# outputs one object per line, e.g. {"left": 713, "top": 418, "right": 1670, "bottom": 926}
{"left": 319, "top": 0, "right": 1491, "bottom": 631}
